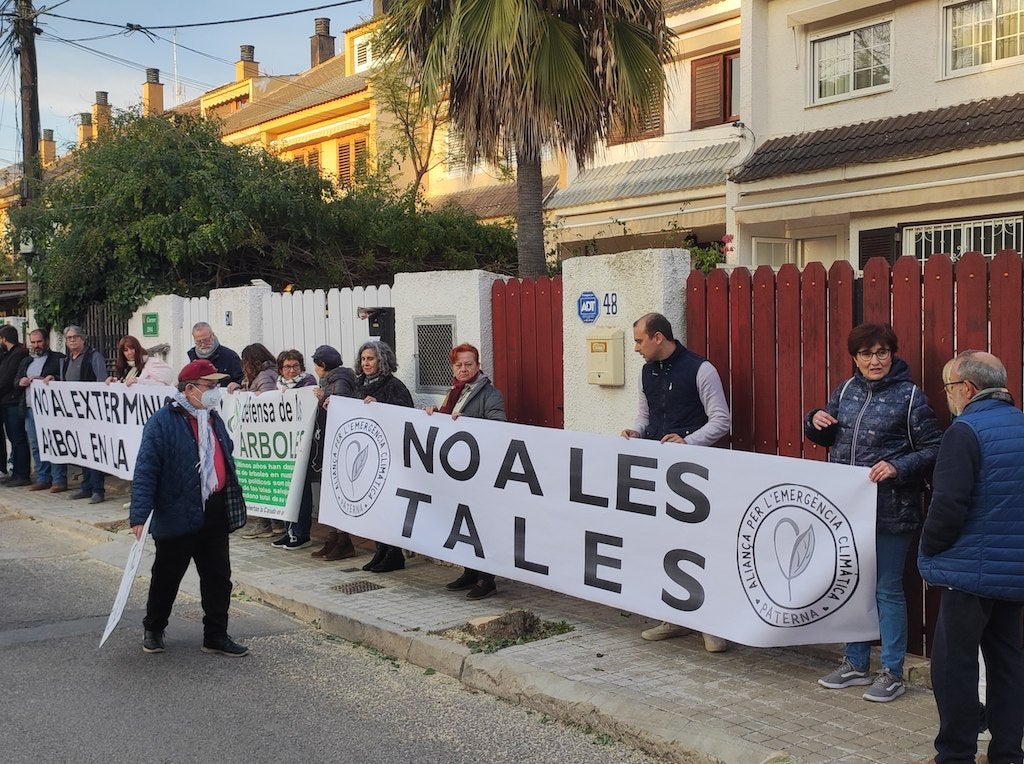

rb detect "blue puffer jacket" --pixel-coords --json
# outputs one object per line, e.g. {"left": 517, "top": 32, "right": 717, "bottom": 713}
{"left": 919, "top": 398, "right": 1024, "bottom": 601}
{"left": 130, "top": 401, "right": 245, "bottom": 540}
{"left": 804, "top": 357, "right": 943, "bottom": 534}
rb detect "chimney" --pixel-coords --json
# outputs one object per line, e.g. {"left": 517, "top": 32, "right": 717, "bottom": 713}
{"left": 92, "top": 91, "right": 111, "bottom": 136}
{"left": 310, "top": 17, "right": 336, "bottom": 67}
{"left": 39, "top": 129, "right": 56, "bottom": 167}
{"left": 143, "top": 68, "right": 165, "bottom": 116}
{"left": 77, "top": 113, "right": 93, "bottom": 147}
{"left": 236, "top": 45, "right": 258, "bottom": 81}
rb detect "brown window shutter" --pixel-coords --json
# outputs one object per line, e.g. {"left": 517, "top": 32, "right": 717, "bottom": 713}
{"left": 353, "top": 138, "right": 368, "bottom": 179}
{"left": 858, "top": 227, "right": 898, "bottom": 268}
{"left": 692, "top": 55, "right": 725, "bottom": 129}
{"left": 307, "top": 149, "right": 319, "bottom": 172}
{"left": 338, "top": 143, "right": 352, "bottom": 188}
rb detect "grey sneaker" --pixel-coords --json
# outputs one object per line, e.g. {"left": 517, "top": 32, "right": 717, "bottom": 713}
{"left": 862, "top": 669, "right": 906, "bottom": 702}
{"left": 818, "top": 657, "right": 872, "bottom": 688}
{"left": 242, "top": 519, "right": 274, "bottom": 539}
{"left": 641, "top": 622, "right": 691, "bottom": 641}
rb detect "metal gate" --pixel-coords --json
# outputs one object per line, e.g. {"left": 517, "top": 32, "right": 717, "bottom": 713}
{"left": 82, "top": 303, "right": 129, "bottom": 377}
{"left": 491, "top": 276, "right": 564, "bottom": 428}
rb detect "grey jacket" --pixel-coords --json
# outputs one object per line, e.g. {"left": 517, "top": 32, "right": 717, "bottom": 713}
{"left": 444, "top": 374, "right": 506, "bottom": 422}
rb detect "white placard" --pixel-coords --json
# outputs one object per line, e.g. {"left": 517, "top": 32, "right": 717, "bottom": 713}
{"left": 318, "top": 397, "right": 879, "bottom": 648}
{"left": 99, "top": 512, "right": 153, "bottom": 648}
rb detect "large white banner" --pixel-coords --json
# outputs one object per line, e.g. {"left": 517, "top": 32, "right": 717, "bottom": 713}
{"left": 30, "top": 382, "right": 316, "bottom": 520}
{"left": 30, "top": 381, "right": 173, "bottom": 479}
{"left": 220, "top": 388, "right": 317, "bottom": 521}
{"left": 318, "top": 397, "right": 880, "bottom": 648}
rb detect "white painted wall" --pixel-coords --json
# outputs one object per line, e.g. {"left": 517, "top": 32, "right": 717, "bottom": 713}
{"left": 750, "top": 0, "right": 1024, "bottom": 140}
{"left": 562, "top": 248, "right": 691, "bottom": 435}
{"left": 391, "top": 269, "right": 504, "bottom": 409}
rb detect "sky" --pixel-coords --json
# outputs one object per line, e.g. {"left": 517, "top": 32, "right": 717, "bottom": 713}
{"left": 0, "top": 0, "right": 375, "bottom": 167}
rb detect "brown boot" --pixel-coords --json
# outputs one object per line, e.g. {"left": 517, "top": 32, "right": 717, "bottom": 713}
{"left": 323, "top": 532, "right": 356, "bottom": 561}
{"left": 311, "top": 530, "right": 339, "bottom": 558}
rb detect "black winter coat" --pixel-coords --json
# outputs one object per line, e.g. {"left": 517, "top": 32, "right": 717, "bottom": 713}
{"left": 804, "top": 357, "right": 943, "bottom": 534}
{"left": 355, "top": 373, "right": 414, "bottom": 408}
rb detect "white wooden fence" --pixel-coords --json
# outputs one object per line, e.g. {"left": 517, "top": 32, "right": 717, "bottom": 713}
{"left": 262, "top": 284, "right": 392, "bottom": 367}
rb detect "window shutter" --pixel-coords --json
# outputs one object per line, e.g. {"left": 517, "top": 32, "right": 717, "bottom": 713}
{"left": 307, "top": 149, "right": 319, "bottom": 172}
{"left": 338, "top": 144, "right": 352, "bottom": 188}
{"left": 858, "top": 227, "right": 898, "bottom": 268}
{"left": 692, "top": 55, "right": 725, "bottom": 129}
{"left": 353, "top": 138, "right": 368, "bottom": 179}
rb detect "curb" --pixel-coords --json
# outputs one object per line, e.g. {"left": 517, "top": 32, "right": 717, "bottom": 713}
{"left": 245, "top": 580, "right": 787, "bottom": 764}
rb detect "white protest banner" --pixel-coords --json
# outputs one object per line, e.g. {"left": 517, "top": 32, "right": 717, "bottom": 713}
{"left": 99, "top": 511, "right": 153, "bottom": 648}
{"left": 30, "top": 381, "right": 173, "bottom": 479}
{"left": 318, "top": 397, "right": 880, "bottom": 648}
{"left": 220, "top": 388, "right": 317, "bottom": 521}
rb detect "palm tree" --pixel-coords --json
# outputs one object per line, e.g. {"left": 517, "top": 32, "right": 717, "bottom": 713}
{"left": 378, "top": 0, "right": 672, "bottom": 277}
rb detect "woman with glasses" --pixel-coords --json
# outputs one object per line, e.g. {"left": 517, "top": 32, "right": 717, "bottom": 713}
{"left": 805, "top": 322, "right": 942, "bottom": 703}
{"left": 425, "top": 343, "right": 506, "bottom": 600}
{"left": 275, "top": 349, "right": 317, "bottom": 391}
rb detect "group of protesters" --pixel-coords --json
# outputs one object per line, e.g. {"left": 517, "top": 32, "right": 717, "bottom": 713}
{"left": 8, "top": 312, "right": 1019, "bottom": 763}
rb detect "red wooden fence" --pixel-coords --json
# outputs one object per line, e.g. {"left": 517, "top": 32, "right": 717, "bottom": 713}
{"left": 491, "top": 276, "right": 564, "bottom": 429}
{"left": 685, "top": 251, "right": 1023, "bottom": 656}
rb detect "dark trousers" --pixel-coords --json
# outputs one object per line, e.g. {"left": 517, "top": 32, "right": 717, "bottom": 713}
{"left": 1, "top": 403, "right": 29, "bottom": 479}
{"left": 931, "top": 588, "right": 1024, "bottom": 764}
{"left": 143, "top": 492, "right": 232, "bottom": 640}
{"left": 80, "top": 466, "right": 106, "bottom": 497}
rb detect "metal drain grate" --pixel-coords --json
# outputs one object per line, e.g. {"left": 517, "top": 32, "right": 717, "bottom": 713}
{"left": 331, "top": 580, "right": 385, "bottom": 595}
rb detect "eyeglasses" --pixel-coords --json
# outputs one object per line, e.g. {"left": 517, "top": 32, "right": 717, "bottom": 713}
{"left": 856, "top": 348, "right": 891, "bottom": 362}
{"left": 64, "top": 334, "right": 82, "bottom": 341}
{"left": 943, "top": 380, "right": 967, "bottom": 391}
{"left": 452, "top": 362, "right": 477, "bottom": 369}
{"left": 281, "top": 363, "right": 301, "bottom": 370}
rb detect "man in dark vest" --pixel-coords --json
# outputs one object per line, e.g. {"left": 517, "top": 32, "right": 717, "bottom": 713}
{"left": 17, "top": 329, "right": 66, "bottom": 491}
{"left": 913, "top": 350, "right": 1024, "bottom": 764}
{"left": 621, "top": 312, "right": 731, "bottom": 653}
{"left": 59, "top": 325, "right": 109, "bottom": 503}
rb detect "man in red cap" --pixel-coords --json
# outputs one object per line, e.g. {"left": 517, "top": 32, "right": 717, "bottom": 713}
{"left": 129, "top": 359, "right": 249, "bottom": 656}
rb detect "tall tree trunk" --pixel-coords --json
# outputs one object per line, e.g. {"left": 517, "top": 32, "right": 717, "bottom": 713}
{"left": 515, "top": 153, "right": 546, "bottom": 278}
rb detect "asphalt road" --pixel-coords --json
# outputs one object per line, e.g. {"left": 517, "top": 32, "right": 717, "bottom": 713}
{"left": 0, "top": 509, "right": 661, "bottom": 764}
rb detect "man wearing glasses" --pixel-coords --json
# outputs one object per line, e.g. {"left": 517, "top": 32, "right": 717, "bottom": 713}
{"left": 130, "top": 359, "right": 249, "bottom": 657}
{"left": 187, "top": 322, "right": 243, "bottom": 387}
{"left": 915, "top": 351, "right": 1024, "bottom": 764}
{"left": 59, "top": 325, "right": 109, "bottom": 503}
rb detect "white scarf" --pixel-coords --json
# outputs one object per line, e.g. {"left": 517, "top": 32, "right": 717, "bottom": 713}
{"left": 173, "top": 391, "right": 218, "bottom": 504}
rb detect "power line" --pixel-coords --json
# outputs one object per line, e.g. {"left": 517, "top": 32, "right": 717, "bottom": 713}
{"left": 39, "top": 1, "right": 364, "bottom": 31}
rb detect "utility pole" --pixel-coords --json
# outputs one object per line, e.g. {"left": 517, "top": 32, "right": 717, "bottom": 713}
{"left": 15, "top": 0, "right": 41, "bottom": 207}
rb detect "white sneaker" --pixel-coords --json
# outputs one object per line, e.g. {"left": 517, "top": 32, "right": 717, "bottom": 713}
{"left": 641, "top": 622, "right": 690, "bottom": 641}
{"left": 702, "top": 633, "right": 729, "bottom": 653}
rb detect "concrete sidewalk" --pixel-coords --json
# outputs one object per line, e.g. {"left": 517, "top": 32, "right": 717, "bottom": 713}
{"left": 7, "top": 482, "right": 943, "bottom": 764}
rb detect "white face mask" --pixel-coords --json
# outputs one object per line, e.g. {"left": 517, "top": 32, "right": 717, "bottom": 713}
{"left": 200, "top": 386, "right": 223, "bottom": 410}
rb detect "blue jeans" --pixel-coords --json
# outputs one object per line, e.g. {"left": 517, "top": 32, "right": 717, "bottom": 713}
{"left": 25, "top": 408, "right": 66, "bottom": 485}
{"left": 2, "top": 404, "right": 29, "bottom": 479}
{"left": 846, "top": 531, "right": 912, "bottom": 677}
{"left": 80, "top": 466, "right": 106, "bottom": 497}
{"left": 286, "top": 478, "right": 313, "bottom": 543}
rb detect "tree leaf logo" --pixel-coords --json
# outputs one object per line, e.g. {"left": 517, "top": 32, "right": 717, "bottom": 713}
{"left": 346, "top": 440, "right": 369, "bottom": 490}
{"left": 773, "top": 518, "right": 815, "bottom": 602}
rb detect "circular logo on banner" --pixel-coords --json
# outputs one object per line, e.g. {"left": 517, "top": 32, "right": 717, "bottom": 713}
{"left": 737, "top": 484, "right": 860, "bottom": 628}
{"left": 328, "top": 417, "right": 391, "bottom": 516}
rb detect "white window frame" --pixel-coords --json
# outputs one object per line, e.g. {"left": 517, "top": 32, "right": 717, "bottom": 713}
{"left": 353, "top": 34, "right": 374, "bottom": 73}
{"left": 902, "top": 214, "right": 1024, "bottom": 264}
{"left": 809, "top": 18, "right": 893, "bottom": 105}
{"left": 944, "top": 0, "right": 1024, "bottom": 75}
{"left": 753, "top": 237, "right": 793, "bottom": 268}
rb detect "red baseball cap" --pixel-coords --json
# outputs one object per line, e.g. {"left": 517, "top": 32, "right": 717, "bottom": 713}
{"left": 178, "top": 359, "right": 228, "bottom": 383}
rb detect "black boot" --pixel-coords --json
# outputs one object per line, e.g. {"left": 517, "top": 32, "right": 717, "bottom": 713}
{"left": 361, "top": 543, "right": 388, "bottom": 571}
{"left": 369, "top": 545, "right": 405, "bottom": 573}
{"left": 143, "top": 629, "right": 165, "bottom": 653}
